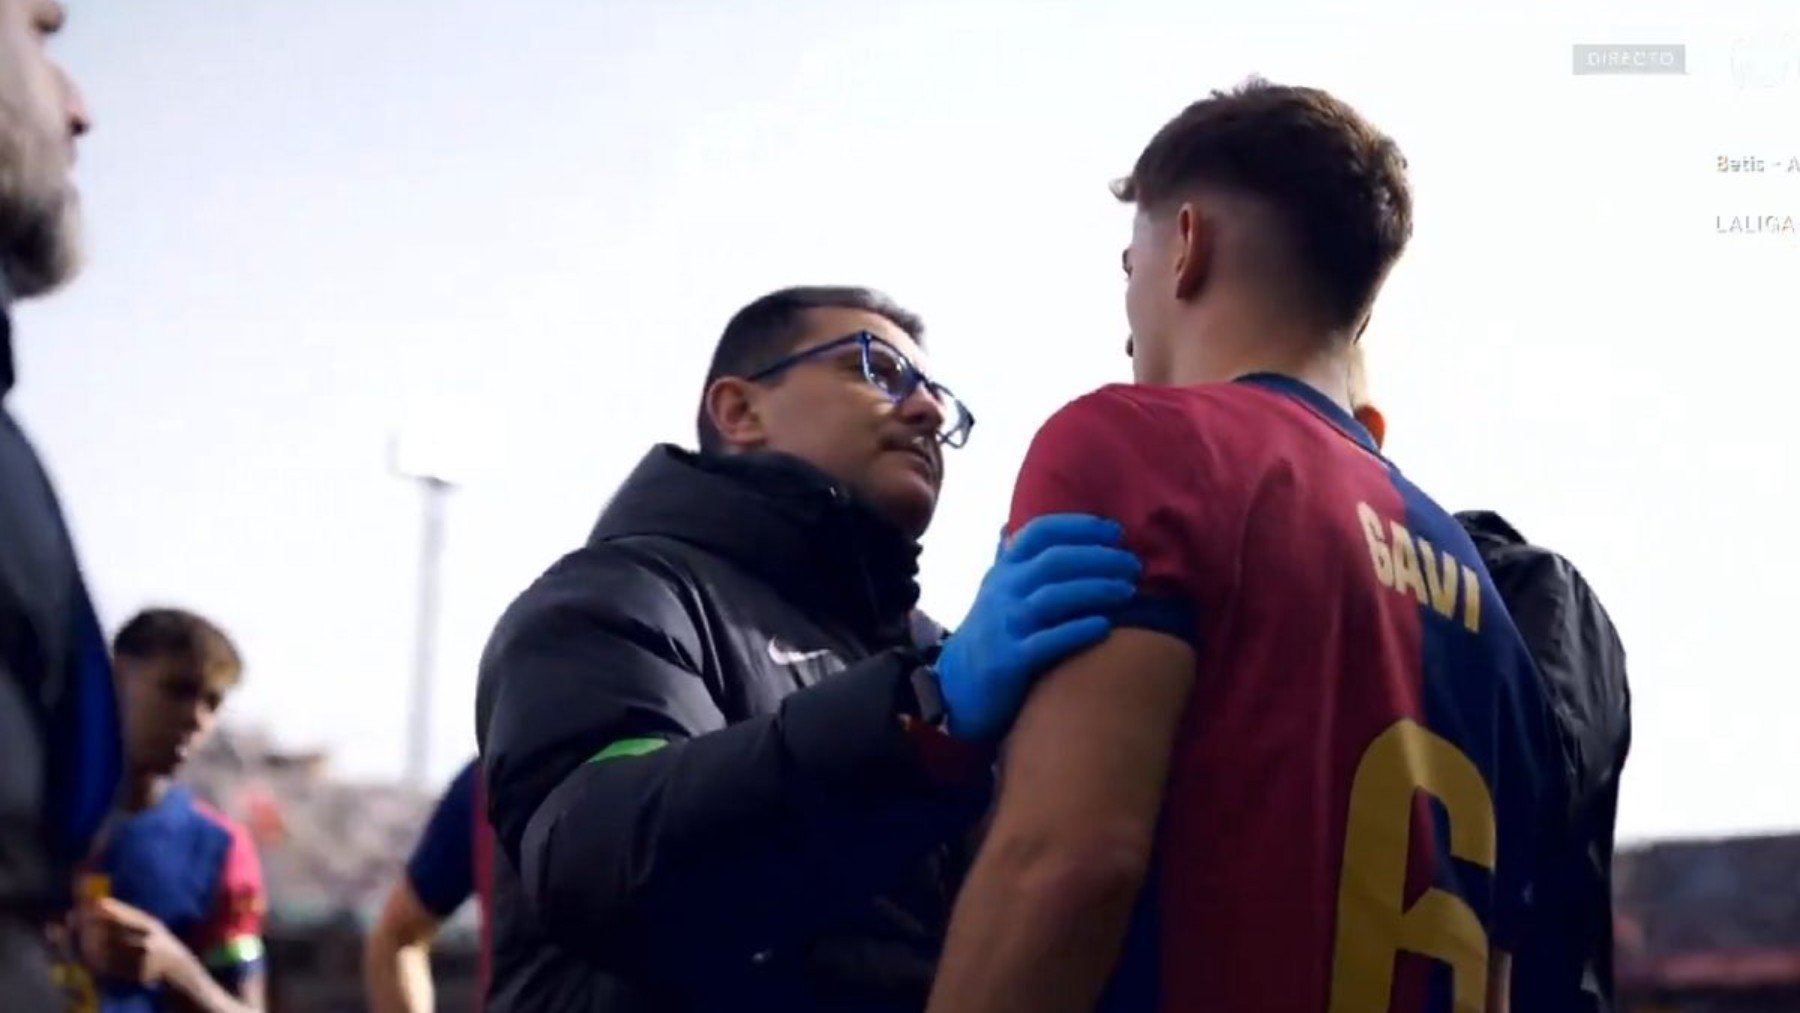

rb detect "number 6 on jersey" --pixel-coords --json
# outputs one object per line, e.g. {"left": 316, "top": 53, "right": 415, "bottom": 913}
{"left": 1329, "top": 719, "right": 1497, "bottom": 1013}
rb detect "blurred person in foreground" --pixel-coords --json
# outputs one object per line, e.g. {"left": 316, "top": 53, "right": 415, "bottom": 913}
{"left": 1351, "top": 351, "right": 1633, "bottom": 1013}
{"left": 365, "top": 758, "right": 494, "bottom": 1013}
{"left": 477, "top": 285, "right": 1140, "bottom": 1011}
{"left": 928, "top": 79, "right": 1561, "bottom": 1012}
{"left": 0, "top": 2, "right": 121, "bottom": 1009}
{"left": 69, "top": 609, "right": 266, "bottom": 1012}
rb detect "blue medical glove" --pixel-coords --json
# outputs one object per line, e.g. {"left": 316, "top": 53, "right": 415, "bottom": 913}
{"left": 934, "top": 513, "right": 1142, "bottom": 742}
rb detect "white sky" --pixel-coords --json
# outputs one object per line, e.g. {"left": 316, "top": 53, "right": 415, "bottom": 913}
{"left": 10, "top": 0, "right": 1798, "bottom": 844}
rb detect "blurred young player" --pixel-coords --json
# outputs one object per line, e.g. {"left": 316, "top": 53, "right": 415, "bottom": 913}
{"left": 929, "top": 80, "right": 1560, "bottom": 1012}
{"left": 73, "top": 610, "right": 265, "bottom": 1012}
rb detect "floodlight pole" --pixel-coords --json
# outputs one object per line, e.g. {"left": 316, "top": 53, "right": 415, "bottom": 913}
{"left": 401, "top": 472, "right": 453, "bottom": 790}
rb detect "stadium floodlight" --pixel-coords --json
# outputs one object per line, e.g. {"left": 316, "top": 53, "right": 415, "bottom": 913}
{"left": 389, "top": 424, "right": 461, "bottom": 790}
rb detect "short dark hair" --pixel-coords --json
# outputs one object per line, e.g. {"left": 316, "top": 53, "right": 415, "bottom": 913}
{"left": 1113, "top": 77, "right": 1413, "bottom": 332}
{"left": 695, "top": 285, "right": 925, "bottom": 453}
{"left": 113, "top": 608, "right": 243, "bottom": 686}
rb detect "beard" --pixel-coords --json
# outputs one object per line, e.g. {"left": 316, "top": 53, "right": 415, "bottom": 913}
{"left": 0, "top": 184, "right": 80, "bottom": 297}
{"left": 0, "top": 105, "right": 82, "bottom": 299}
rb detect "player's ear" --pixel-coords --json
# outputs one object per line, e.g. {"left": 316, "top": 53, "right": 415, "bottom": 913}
{"left": 1354, "top": 404, "right": 1387, "bottom": 449}
{"left": 1172, "top": 203, "right": 1212, "bottom": 302}
{"left": 704, "top": 377, "right": 770, "bottom": 450}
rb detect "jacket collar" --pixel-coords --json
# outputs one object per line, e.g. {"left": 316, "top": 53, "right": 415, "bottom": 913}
{"left": 589, "top": 445, "right": 922, "bottom": 644}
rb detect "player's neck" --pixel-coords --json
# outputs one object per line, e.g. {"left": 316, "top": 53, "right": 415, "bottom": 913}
{"left": 123, "top": 769, "right": 174, "bottom": 813}
{"left": 1159, "top": 303, "right": 1354, "bottom": 407}
{"left": 1163, "top": 342, "right": 1351, "bottom": 406}
{"left": 1244, "top": 353, "right": 1354, "bottom": 412}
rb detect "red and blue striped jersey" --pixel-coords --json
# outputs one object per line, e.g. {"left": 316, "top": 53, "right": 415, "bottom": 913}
{"left": 85, "top": 785, "right": 265, "bottom": 1012}
{"left": 1007, "top": 374, "right": 1557, "bottom": 1012}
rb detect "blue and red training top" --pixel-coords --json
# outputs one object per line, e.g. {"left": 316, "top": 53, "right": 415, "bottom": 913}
{"left": 86, "top": 785, "right": 265, "bottom": 1012}
{"left": 405, "top": 758, "right": 494, "bottom": 1005}
{"left": 1006, "top": 374, "right": 1560, "bottom": 1012}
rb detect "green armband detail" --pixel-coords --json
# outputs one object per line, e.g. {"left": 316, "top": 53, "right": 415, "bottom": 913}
{"left": 587, "top": 737, "right": 669, "bottom": 763}
{"left": 203, "top": 935, "right": 264, "bottom": 968}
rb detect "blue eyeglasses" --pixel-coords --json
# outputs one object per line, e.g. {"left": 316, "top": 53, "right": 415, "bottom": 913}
{"left": 744, "top": 331, "right": 976, "bottom": 449}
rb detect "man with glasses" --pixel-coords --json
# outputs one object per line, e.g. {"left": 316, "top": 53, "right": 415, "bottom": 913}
{"left": 476, "top": 285, "right": 1140, "bottom": 1012}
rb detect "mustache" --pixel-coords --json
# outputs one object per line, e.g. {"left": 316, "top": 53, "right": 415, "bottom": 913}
{"left": 882, "top": 432, "right": 941, "bottom": 472}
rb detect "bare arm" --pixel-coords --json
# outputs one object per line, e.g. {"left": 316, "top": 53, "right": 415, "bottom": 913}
{"left": 1489, "top": 949, "right": 1513, "bottom": 1013}
{"left": 363, "top": 880, "right": 444, "bottom": 1013}
{"left": 163, "top": 959, "right": 263, "bottom": 1013}
{"left": 928, "top": 629, "right": 1197, "bottom": 1013}
{"left": 80, "top": 898, "right": 262, "bottom": 1013}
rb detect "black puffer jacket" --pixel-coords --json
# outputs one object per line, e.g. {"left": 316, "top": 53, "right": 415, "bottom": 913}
{"left": 1458, "top": 511, "right": 1630, "bottom": 1013}
{"left": 476, "top": 445, "right": 990, "bottom": 1012}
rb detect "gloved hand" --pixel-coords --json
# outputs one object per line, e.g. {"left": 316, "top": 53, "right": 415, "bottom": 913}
{"left": 936, "top": 514, "right": 1141, "bottom": 742}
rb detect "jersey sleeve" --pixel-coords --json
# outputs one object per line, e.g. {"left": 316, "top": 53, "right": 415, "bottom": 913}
{"left": 1007, "top": 388, "right": 1201, "bottom": 646}
{"left": 193, "top": 817, "right": 267, "bottom": 983}
{"left": 404, "top": 759, "right": 479, "bottom": 920}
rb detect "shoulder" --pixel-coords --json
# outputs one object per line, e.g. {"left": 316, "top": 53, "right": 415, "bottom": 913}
{"left": 476, "top": 543, "right": 714, "bottom": 731}
{"left": 1454, "top": 508, "right": 1628, "bottom": 697}
{"left": 1035, "top": 384, "right": 1172, "bottom": 440}
{"left": 1456, "top": 510, "right": 1578, "bottom": 571}
{"left": 1021, "top": 386, "right": 1174, "bottom": 482}
{"left": 1021, "top": 383, "right": 1251, "bottom": 496}
{"left": 189, "top": 799, "right": 260, "bottom": 870}
{"left": 485, "top": 543, "right": 702, "bottom": 661}
{"left": 189, "top": 802, "right": 257, "bottom": 856}
{"left": 1016, "top": 388, "right": 1168, "bottom": 503}
{"left": 444, "top": 758, "right": 481, "bottom": 809}
{"left": 1011, "top": 387, "right": 1213, "bottom": 594}
{"left": 1456, "top": 510, "right": 1545, "bottom": 568}
{"left": 509, "top": 543, "right": 693, "bottom": 621}
{"left": 1031, "top": 382, "right": 1256, "bottom": 456}
{"left": 1455, "top": 511, "right": 1613, "bottom": 623}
